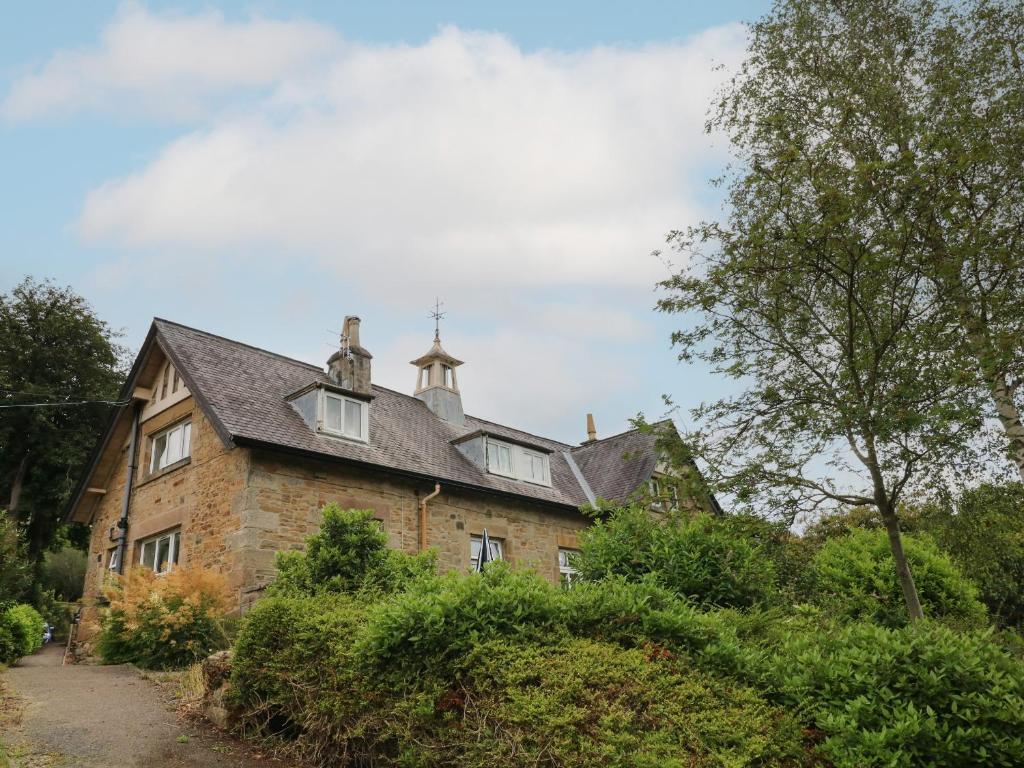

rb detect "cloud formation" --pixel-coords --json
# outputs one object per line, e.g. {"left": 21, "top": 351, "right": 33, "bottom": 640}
{"left": 3, "top": 6, "right": 746, "bottom": 437}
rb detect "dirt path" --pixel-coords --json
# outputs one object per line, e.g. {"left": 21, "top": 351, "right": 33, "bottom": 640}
{"left": 1, "top": 644, "right": 292, "bottom": 768}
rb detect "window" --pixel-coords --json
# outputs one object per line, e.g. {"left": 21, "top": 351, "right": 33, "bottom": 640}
{"left": 321, "top": 391, "right": 368, "bottom": 441}
{"left": 486, "top": 438, "right": 551, "bottom": 486}
{"left": 469, "top": 535, "right": 503, "bottom": 570}
{"left": 421, "top": 366, "right": 431, "bottom": 387}
{"left": 558, "top": 548, "right": 579, "bottom": 587}
{"left": 150, "top": 419, "right": 191, "bottom": 473}
{"left": 107, "top": 547, "right": 121, "bottom": 572}
{"left": 138, "top": 529, "right": 181, "bottom": 574}
{"left": 442, "top": 364, "right": 453, "bottom": 388}
{"left": 648, "top": 476, "right": 680, "bottom": 510}
{"left": 487, "top": 440, "right": 515, "bottom": 477}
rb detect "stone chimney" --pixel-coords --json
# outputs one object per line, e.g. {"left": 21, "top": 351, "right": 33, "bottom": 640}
{"left": 585, "top": 413, "right": 597, "bottom": 443}
{"left": 327, "top": 315, "right": 372, "bottom": 394}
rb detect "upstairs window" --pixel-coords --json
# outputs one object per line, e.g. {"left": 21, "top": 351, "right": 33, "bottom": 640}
{"left": 470, "top": 535, "right": 503, "bottom": 570}
{"left": 150, "top": 419, "right": 191, "bottom": 473}
{"left": 321, "top": 390, "right": 368, "bottom": 442}
{"left": 486, "top": 438, "right": 551, "bottom": 486}
{"left": 139, "top": 529, "right": 181, "bottom": 575}
{"left": 647, "top": 476, "right": 680, "bottom": 510}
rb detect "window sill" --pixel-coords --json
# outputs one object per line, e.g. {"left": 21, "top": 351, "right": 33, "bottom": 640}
{"left": 136, "top": 457, "right": 191, "bottom": 488}
{"left": 317, "top": 428, "right": 368, "bottom": 445}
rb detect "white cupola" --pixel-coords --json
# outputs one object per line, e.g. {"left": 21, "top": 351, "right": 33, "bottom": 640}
{"left": 411, "top": 310, "right": 465, "bottom": 425}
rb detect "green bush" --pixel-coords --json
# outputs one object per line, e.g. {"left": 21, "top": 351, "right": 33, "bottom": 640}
{"left": 576, "top": 507, "right": 777, "bottom": 608}
{"left": 774, "top": 621, "right": 1024, "bottom": 767}
{"left": 0, "top": 603, "right": 45, "bottom": 664}
{"left": 809, "top": 528, "right": 987, "bottom": 628}
{"left": 269, "top": 505, "right": 435, "bottom": 598}
{"left": 355, "top": 563, "right": 565, "bottom": 679}
{"left": 96, "top": 567, "right": 231, "bottom": 669}
{"left": 917, "top": 483, "right": 1024, "bottom": 629}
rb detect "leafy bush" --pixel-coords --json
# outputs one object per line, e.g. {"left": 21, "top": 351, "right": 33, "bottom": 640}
{"left": 576, "top": 506, "right": 777, "bottom": 608}
{"left": 447, "top": 638, "right": 807, "bottom": 768}
{"left": 917, "top": 483, "right": 1024, "bottom": 629}
{"left": 809, "top": 528, "right": 987, "bottom": 628}
{"left": 96, "top": 566, "right": 232, "bottom": 669}
{"left": 269, "top": 505, "right": 435, "bottom": 598}
{"left": 0, "top": 603, "right": 45, "bottom": 664}
{"left": 774, "top": 621, "right": 1024, "bottom": 767}
{"left": 41, "top": 546, "right": 87, "bottom": 602}
{"left": 355, "top": 563, "right": 564, "bottom": 679}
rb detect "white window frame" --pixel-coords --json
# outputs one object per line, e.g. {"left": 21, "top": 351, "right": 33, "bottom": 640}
{"left": 558, "top": 548, "right": 579, "bottom": 587}
{"left": 107, "top": 547, "right": 121, "bottom": 572}
{"left": 149, "top": 419, "right": 192, "bottom": 474}
{"left": 318, "top": 389, "right": 369, "bottom": 442}
{"left": 486, "top": 438, "right": 552, "bottom": 487}
{"left": 469, "top": 535, "right": 504, "bottom": 570}
{"left": 138, "top": 529, "right": 181, "bottom": 575}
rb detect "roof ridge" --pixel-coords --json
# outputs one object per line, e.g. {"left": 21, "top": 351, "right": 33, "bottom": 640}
{"left": 570, "top": 419, "right": 672, "bottom": 452}
{"left": 154, "top": 317, "right": 324, "bottom": 372}
{"left": 465, "top": 414, "right": 572, "bottom": 449}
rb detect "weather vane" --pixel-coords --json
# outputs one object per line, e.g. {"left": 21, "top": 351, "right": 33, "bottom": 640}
{"left": 430, "top": 298, "right": 446, "bottom": 341}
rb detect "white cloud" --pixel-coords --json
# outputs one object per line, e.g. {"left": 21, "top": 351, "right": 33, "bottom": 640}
{"left": 7, "top": 7, "right": 747, "bottom": 438}
{"left": 67, "top": 22, "right": 744, "bottom": 300}
{"left": 1, "top": 3, "right": 338, "bottom": 121}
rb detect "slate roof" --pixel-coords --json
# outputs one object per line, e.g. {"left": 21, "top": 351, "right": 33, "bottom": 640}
{"left": 152, "top": 319, "right": 661, "bottom": 511}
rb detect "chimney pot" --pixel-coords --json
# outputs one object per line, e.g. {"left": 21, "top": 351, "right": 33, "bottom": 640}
{"left": 344, "top": 316, "right": 361, "bottom": 348}
{"left": 586, "top": 413, "right": 597, "bottom": 442}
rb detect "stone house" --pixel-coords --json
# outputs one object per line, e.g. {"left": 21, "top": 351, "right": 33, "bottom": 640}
{"left": 67, "top": 316, "right": 718, "bottom": 628}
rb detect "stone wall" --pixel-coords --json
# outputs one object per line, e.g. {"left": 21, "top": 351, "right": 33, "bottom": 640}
{"left": 79, "top": 396, "right": 250, "bottom": 638}
{"left": 241, "top": 450, "right": 589, "bottom": 598}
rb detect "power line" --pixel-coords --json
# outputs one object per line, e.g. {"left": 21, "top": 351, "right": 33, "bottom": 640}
{"left": 0, "top": 399, "right": 130, "bottom": 411}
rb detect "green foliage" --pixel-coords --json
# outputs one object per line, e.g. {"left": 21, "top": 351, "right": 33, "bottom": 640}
{"left": 576, "top": 506, "right": 777, "bottom": 608}
{"left": 809, "top": 528, "right": 987, "bottom": 628}
{"left": 0, "top": 511, "right": 31, "bottom": 606}
{"left": 355, "top": 564, "right": 564, "bottom": 680}
{"left": 0, "top": 603, "right": 44, "bottom": 664}
{"left": 96, "top": 567, "right": 231, "bottom": 669}
{"left": 0, "top": 277, "right": 126, "bottom": 558}
{"left": 917, "top": 483, "right": 1024, "bottom": 629}
{"left": 774, "top": 621, "right": 1024, "bottom": 767}
{"left": 268, "top": 505, "right": 435, "bottom": 598}
{"left": 41, "top": 546, "right": 87, "bottom": 602}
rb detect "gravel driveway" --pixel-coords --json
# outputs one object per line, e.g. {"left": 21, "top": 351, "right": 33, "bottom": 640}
{"left": 1, "top": 643, "right": 291, "bottom": 768}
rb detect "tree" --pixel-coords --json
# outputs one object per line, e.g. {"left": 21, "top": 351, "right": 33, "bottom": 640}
{"left": 0, "top": 510, "right": 32, "bottom": 606}
{"left": 0, "top": 278, "right": 126, "bottom": 558}
{"left": 918, "top": 483, "right": 1024, "bottom": 629}
{"left": 658, "top": 1, "right": 995, "bottom": 620}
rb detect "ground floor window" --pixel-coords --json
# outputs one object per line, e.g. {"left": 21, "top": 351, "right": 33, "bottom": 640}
{"left": 138, "top": 529, "right": 181, "bottom": 574}
{"left": 558, "top": 548, "right": 579, "bottom": 586}
{"left": 470, "top": 535, "right": 503, "bottom": 570}
{"left": 106, "top": 547, "right": 120, "bottom": 571}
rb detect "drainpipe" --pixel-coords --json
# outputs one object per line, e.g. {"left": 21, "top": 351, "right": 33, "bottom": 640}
{"left": 418, "top": 483, "right": 441, "bottom": 552}
{"left": 114, "top": 402, "right": 142, "bottom": 574}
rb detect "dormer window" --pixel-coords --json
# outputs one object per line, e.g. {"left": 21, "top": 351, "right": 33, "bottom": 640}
{"left": 486, "top": 438, "right": 551, "bottom": 486}
{"left": 286, "top": 382, "right": 372, "bottom": 443}
{"left": 321, "top": 390, "right": 368, "bottom": 441}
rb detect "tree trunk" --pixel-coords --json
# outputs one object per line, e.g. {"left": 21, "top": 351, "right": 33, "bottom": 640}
{"left": 988, "top": 372, "right": 1024, "bottom": 482}
{"left": 6, "top": 453, "right": 29, "bottom": 516}
{"left": 881, "top": 510, "right": 924, "bottom": 622}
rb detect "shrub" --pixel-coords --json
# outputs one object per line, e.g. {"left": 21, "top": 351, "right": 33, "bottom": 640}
{"left": 41, "top": 546, "right": 88, "bottom": 602}
{"left": 96, "top": 566, "right": 232, "bottom": 669}
{"left": 576, "top": 506, "right": 777, "bottom": 608}
{"left": 774, "top": 621, "right": 1024, "bottom": 767}
{"left": 809, "top": 528, "right": 987, "bottom": 628}
{"left": 0, "top": 603, "right": 45, "bottom": 664}
{"left": 268, "top": 505, "right": 435, "bottom": 598}
{"left": 917, "top": 483, "right": 1024, "bottom": 629}
{"left": 445, "top": 638, "right": 807, "bottom": 768}
{"left": 355, "top": 564, "right": 565, "bottom": 679}
{"left": 230, "top": 593, "right": 369, "bottom": 741}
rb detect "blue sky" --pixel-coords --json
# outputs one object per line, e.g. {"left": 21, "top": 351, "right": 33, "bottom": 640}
{"left": 0, "top": 1, "right": 769, "bottom": 445}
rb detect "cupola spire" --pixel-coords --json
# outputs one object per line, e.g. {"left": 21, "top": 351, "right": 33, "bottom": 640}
{"left": 411, "top": 300, "right": 465, "bottom": 425}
